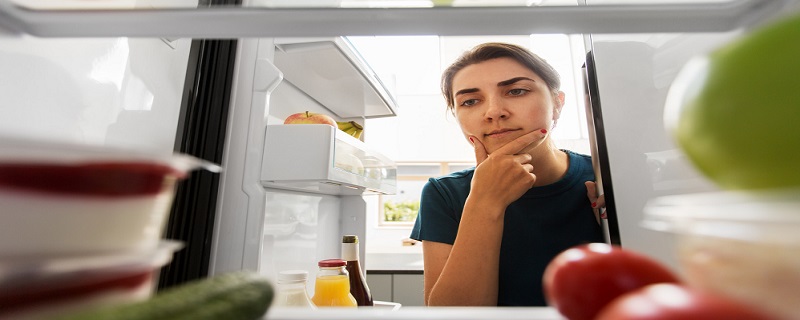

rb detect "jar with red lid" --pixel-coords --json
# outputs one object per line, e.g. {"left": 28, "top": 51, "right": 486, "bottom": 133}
{"left": 311, "top": 259, "right": 357, "bottom": 307}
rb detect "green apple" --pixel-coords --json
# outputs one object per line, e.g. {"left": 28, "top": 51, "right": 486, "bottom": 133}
{"left": 674, "top": 13, "right": 800, "bottom": 190}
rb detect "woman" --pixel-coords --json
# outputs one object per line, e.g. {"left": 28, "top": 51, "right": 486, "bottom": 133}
{"left": 409, "top": 42, "right": 605, "bottom": 307}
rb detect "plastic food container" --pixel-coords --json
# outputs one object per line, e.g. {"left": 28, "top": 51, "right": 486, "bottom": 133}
{"left": 0, "top": 139, "right": 219, "bottom": 257}
{"left": 0, "top": 240, "right": 183, "bottom": 319}
{"left": 643, "top": 189, "right": 800, "bottom": 320}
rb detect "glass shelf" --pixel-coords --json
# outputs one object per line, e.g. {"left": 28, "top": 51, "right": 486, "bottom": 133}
{"left": 1, "top": 0, "right": 791, "bottom": 38}
{"left": 274, "top": 37, "right": 397, "bottom": 119}
{"left": 7, "top": 0, "right": 751, "bottom": 10}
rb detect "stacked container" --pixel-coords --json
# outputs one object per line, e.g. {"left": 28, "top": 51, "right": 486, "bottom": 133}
{"left": 0, "top": 138, "right": 219, "bottom": 319}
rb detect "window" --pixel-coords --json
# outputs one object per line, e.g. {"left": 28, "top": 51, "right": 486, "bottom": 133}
{"left": 379, "top": 161, "right": 474, "bottom": 226}
{"left": 351, "top": 35, "right": 590, "bottom": 228}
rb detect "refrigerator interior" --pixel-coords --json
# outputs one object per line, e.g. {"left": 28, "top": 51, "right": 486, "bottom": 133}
{"left": 2, "top": 1, "right": 799, "bottom": 319}
{"left": 210, "top": 37, "right": 397, "bottom": 297}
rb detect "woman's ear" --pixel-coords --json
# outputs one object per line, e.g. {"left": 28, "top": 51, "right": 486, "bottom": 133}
{"left": 553, "top": 91, "right": 566, "bottom": 121}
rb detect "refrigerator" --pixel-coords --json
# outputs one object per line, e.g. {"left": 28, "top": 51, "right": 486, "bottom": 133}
{"left": 1, "top": 0, "right": 798, "bottom": 319}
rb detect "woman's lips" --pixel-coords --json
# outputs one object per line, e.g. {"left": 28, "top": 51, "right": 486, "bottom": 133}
{"left": 485, "top": 128, "right": 521, "bottom": 138}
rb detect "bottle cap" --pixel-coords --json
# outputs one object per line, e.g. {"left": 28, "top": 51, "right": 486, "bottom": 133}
{"left": 342, "top": 235, "right": 359, "bottom": 244}
{"left": 318, "top": 258, "right": 347, "bottom": 267}
{"left": 278, "top": 270, "right": 308, "bottom": 282}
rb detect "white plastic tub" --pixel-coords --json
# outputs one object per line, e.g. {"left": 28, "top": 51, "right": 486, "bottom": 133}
{"left": 0, "top": 139, "right": 218, "bottom": 257}
{"left": 0, "top": 241, "right": 183, "bottom": 319}
{"left": 643, "top": 189, "right": 800, "bottom": 320}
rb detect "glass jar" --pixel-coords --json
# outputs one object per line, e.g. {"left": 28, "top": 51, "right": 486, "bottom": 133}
{"left": 274, "top": 270, "right": 316, "bottom": 309}
{"left": 311, "top": 259, "right": 357, "bottom": 307}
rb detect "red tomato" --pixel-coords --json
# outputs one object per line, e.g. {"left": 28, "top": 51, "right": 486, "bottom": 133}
{"left": 542, "top": 243, "right": 679, "bottom": 320}
{"left": 596, "top": 283, "right": 775, "bottom": 320}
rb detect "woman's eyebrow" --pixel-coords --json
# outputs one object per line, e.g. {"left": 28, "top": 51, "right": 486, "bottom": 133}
{"left": 455, "top": 77, "right": 534, "bottom": 96}
{"left": 498, "top": 77, "right": 535, "bottom": 87}
{"left": 455, "top": 88, "right": 479, "bottom": 96}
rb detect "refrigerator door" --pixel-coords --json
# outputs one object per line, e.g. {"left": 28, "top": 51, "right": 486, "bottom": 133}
{"left": 583, "top": 32, "right": 741, "bottom": 269}
{"left": 210, "top": 36, "right": 397, "bottom": 286}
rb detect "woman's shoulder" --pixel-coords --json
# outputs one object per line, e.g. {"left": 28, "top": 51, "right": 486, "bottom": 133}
{"left": 421, "top": 167, "right": 474, "bottom": 206}
{"left": 429, "top": 167, "right": 475, "bottom": 183}
{"left": 562, "top": 149, "right": 595, "bottom": 180}
{"left": 564, "top": 150, "right": 592, "bottom": 167}
{"left": 427, "top": 167, "right": 474, "bottom": 188}
{"left": 564, "top": 149, "right": 591, "bottom": 161}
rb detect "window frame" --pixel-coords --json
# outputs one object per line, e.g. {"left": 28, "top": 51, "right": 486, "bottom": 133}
{"left": 378, "top": 161, "right": 475, "bottom": 227}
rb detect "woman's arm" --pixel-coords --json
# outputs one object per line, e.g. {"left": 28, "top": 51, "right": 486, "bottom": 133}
{"left": 424, "top": 197, "right": 506, "bottom": 306}
{"left": 424, "top": 131, "right": 546, "bottom": 306}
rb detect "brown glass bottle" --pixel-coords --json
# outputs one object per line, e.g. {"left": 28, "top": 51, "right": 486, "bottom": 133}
{"left": 341, "top": 235, "right": 373, "bottom": 306}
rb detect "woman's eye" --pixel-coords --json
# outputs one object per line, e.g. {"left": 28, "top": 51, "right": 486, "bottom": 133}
{"left": 508, "top": 88, "right": 528, "bottom": 96}
{"left": 460, "top": 99, "right": 478, "bottom": 107}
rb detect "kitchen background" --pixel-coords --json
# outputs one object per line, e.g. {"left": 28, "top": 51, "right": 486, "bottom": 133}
{"left": 348, "top": 35, "right": 592, "bottom": 305}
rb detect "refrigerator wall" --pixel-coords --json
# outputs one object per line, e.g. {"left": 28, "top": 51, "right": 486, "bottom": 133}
{"left": 0, "top": 36, "right": 191, "bottom": 153}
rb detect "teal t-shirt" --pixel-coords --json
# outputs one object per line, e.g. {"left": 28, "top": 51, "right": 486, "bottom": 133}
{"left": 410, "top": 150, "right": 604, "bottom": 306}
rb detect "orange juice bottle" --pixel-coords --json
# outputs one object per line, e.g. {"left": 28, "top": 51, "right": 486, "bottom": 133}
{"left": 311, "top": 259, "right": 358, "bottom": 307}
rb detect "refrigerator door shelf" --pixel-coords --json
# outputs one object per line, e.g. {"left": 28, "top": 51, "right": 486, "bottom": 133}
{"left": 261, "top": 124, "right": 397, "bottom": 196}
{"left": 273, "top": 37, "right": 398, "bottom": 119}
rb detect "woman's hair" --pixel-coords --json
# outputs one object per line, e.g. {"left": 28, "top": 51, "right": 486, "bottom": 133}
{"left": 441, "top": 42, "right": 561, "bottom": 112}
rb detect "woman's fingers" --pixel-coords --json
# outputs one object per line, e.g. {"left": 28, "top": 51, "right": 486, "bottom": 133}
{"left": 585, "top": 181, "right": 607, "bottom": 221}
{"left": 521, "top": 163, "right": 534, "bottom": 173}
{"left": 585, "top": 181, "right": 598, "bottom": 202}
{"left": 470, "top": 135, "right": 488, "bottom": 165}
{"left": 493, "top": 129, "right": 547, "bottom": 156}
{"left": 595, "top": 194, "right": 606, "bottom": 209}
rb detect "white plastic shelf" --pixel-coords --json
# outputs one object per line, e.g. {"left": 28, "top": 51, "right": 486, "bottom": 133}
{"left": 261, "top": 124, "right": 397, "bottom": 196}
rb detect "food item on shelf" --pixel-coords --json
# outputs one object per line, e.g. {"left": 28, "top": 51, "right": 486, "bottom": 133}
{"left": 341, "top": 235, "right": 373, "bottom": 306}
{"left": 0, "top": 241, "right": 182, "bottom": 320}
{"left": 595, "top": 283, "right": 774, "bottom": 320}
{"left": 273, "top": 270, "right": 316, "bottom": 309}
{"left": 311, "top": 259, "right": 358, "bottom": 307}
{"left": 56, "top": 271, "right": 274, "bottom": 320}
{"left": 283, "top": 111, "right": 337, "bottom": 127}
{"left": 337, "top": 120, "right": 364, "bottom": 139}
{"left": 0, "top": 139, "right": 218, "bottom": 256}
{"left": 644, "top": 190, "right": 800, "bottom": 320}
{"left": 668, "top": 13, "right": 800, "bottom": 190}
{"left": 543, "top": 243, "right": 680, "bottom": 320}
{"left": 335, "top": 153, "right": 365, "bottom": 176}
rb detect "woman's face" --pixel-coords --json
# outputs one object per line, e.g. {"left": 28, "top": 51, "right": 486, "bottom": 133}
{"left": 451, "top": 57, "right": 564, "bottom": 154}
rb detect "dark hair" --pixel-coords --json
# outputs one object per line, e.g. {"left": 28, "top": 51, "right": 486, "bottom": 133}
{"left": 441, "top": 42, "right": 561, "bottom": 112}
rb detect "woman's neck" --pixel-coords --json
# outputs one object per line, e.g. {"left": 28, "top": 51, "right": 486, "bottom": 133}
{"left": 528, "top": 141, "right": 569, "bottom": 187}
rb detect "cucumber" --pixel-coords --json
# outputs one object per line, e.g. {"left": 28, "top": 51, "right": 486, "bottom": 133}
{"left": 58, "top": 271, "right": 274, "bottom": 320}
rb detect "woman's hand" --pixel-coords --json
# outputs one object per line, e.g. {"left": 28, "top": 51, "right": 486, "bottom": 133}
{"left": 469, "top": 130, "right": 546, "bottom": 209}
{"left": 585, "top": 181, "right": 606, "bottom": 223}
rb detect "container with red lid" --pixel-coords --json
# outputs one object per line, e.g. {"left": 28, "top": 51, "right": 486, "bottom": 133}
{"left": 0, "top": 240, "right": 184, "bottom": 319}
{"left": 317, "top": 259, "right": 347, "bottom": 268}
{"left": 312, "top": 259, "right": 357, "bottom": 307}
{"left": 0, "top": 138, "right": 220, "bottom": 257}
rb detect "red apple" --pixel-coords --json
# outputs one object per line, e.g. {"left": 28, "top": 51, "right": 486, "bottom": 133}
{"left": 283, "top": 111, "right": 336, "bottom": 127}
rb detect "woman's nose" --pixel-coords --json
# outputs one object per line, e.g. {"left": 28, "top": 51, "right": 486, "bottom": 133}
{"left": 484, "top": 97, "right": 509, "bottom": 121}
